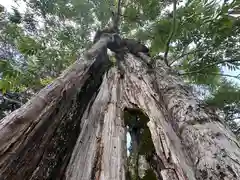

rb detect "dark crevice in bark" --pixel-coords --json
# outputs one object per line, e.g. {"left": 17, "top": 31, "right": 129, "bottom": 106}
{"left": 0, "top": 50, "right": 111, "bottom": 180}
{"left": 124, "top": 108, "right": 160, "bottom": 180}
{"left": 150, "top": 74, "right": 180, "bottom": 137}
{"left": 90, "top": 87, "right": 106, "bottom": 180}
{"left": 145, "top": 152, "right": 164, "bottom": 180}
{"left": 91, "top": 137, "right": 104, "bottom": 180}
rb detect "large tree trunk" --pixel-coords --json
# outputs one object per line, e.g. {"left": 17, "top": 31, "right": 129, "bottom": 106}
{"left": 0, "top": 36, "right": 113, "bottom": 179}
{"left": 118, "top": 53, "right": 240, "bottom": 180}
{"left": 0, "top": 38, "right": 240, "bottom": 180}
{"left": 65, "top": 68, "right": 127, "bottom": 180}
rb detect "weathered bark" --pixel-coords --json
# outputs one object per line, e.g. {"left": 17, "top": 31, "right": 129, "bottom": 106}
{"left": 0, "top": 40, "right": 240, "bottom": 180}
{"left": 117, "top": 53, "right": 240, "bottom": 180}
{"left": 65, "top": 69, "right": 127, "bottom": 180}
{"left": 66, "top": 52, "right": 240, "bottom": 179}
{"left": 0, "top": 37, "right": 112, "bottom": 179}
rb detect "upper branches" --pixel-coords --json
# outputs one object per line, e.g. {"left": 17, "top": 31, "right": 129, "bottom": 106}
{"left": 181, "top": 59, "right": 240, "bottom": 76}
{"left": 111, "top": 0, "right": 122, "bottom": 33}
{"left": 163, "top": 0, "right": 177, "bottom": 67}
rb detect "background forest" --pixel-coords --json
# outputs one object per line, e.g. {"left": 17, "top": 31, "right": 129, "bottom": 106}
{"left": 0, "top": 0, "right": 240, "bottom": 140}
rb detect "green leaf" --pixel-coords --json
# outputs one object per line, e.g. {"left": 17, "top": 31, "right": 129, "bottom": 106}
{"left": 0, "top": 80, "right": 10, "bottom": 94}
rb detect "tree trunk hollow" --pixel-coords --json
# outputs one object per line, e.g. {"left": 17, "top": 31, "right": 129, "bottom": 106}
{"left": 0, "top": 48, "right": 240, "bottom": 180}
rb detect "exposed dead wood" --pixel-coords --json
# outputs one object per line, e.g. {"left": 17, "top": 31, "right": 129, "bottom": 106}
{"left": 119, "top": 54, "right": 240, "bottom": 180}
{"left": 0, "top": 44, "right": 111, "bottom": 179}
{"left": 66, "top": 52, "right": 240, "bottom": 179}
{"left": 65, "top": 68, "right": 127, "bottom": 180}
{"left": 85, "top": 36, "right": 113, "bottom": 60}
{"left": 1, "top": 42, "right": 240, "bottom": 180}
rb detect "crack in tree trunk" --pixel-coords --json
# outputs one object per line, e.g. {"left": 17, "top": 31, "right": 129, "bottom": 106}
{"left": 0, "top": 46, "right": 111, "bottom": 179}
{"left": 91, "top": 137, "right": 104, "bottom": 180}
{"left": 0, "top": 44, "right": 240, "bottom": 180}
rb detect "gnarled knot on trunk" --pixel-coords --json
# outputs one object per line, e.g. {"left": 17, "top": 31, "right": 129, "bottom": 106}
{"left": 93, "top": 28, "right": 150, "bottom": 57}
{"left": 92, "top": 28, "right": 152, "bottom": 78}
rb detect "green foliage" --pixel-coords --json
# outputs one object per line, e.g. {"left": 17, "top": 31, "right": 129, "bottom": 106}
{"left": 206, "top": 79, "right": 240, "bottom": 138}
{"left": 0, "top": 59, "right": 22, "bottom": 93}
{"left": 181, "top": 58, "right": 221, "bottom": 87}
{"left": 2, "top": 0, "right": 237, "bottom": 93}
{"left": 150, "top": 19, "right": 173, "bottom": 55}
{"left": 18, "top": 36, "right": 43, "bottom": 55}
{"left": 207, "top": 79, "right": 240, "bottom": 107}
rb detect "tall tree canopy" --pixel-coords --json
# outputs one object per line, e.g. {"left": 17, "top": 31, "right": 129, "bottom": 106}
{"left": 1, "top": 0, "right": 240, "bottom": 179}
{"left": 0, "top": 0, "right": 239, "bottom": 133}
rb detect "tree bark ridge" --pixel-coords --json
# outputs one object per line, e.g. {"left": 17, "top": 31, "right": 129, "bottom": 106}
{"left": 0, "top": 48, "right": 111, "bottom": 179}
{"left": 1, "top": 48, "right": 240, "bottom": 180}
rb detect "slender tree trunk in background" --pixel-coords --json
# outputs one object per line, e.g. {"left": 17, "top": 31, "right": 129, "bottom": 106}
{"left": 0, "top": 38, "right": 240, "bottom": 180}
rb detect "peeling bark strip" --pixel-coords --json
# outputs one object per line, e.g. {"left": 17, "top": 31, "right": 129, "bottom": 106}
{"left": 0, "top": 47, "right": 111, "bottom": 179}
{"left": 65, "top": 69, "right": 127, "bottom": 180}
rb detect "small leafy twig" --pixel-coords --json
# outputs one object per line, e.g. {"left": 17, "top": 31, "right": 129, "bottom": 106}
{"left": 1, "top": 95, "right": 23, "bottom": 105}
{"left": 175, "top": 49, "right": 201, "bottom": 60}
{"left": 206, "top": 72, "right": 240, "bottom": 79}
{"left": 169, "top": 42, "right": 204, "bottom": 67}
{"left": 118, "top": 13, "right": 144, "bottom": 27}
{"left": 181, "top": 71, "right": 240, "bottom": 80}
{"left": 163, "top": 0, "right": 177, "bottom": 67}
{"left": 181, "top": 59, "right": 240, "bottom": 75}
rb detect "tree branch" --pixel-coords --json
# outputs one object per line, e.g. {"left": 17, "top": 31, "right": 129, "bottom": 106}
{"left": 181, "top": 59, "right": 240, "bottom": 75}
{"left": 163, "top": 0, "right": 177, "bottom": 67}
{"left": 118, "top": 13, "right": 144, "bottom": 27}
{"left": 207, "top": 72, "right": 240, "bottom": 79}
{"left": 85, "top": 35, "right": 112, "bottom": 59}
{"left": 169, "top": 43, "right": 204, "bottom": 66}
{"left": 181, "top": 71, "right": 240, "bottom": 80}
{"left": 176, "top": 49, "right": 202, "bottom": 60}
{"left": 1, "top": 95, "right": 23, "bottom": 106}
{"left": 116, "top": 0, "right": 122, "bottom": 23}
{"left": 112, "top": 0, "right": 122, "bottom": 32}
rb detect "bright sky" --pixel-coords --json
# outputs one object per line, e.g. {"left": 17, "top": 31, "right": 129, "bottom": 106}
{"left": 0, "top": 0, "right": 26, "bottom": 13}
